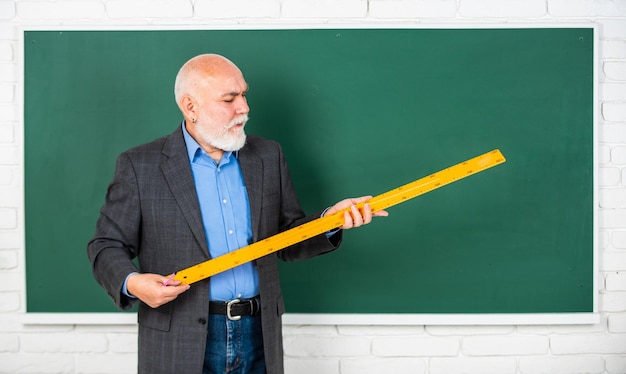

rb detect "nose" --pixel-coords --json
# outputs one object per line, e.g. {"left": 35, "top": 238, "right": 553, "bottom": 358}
{"left": 236, "top": 96, "right": 249, "bottom": 115}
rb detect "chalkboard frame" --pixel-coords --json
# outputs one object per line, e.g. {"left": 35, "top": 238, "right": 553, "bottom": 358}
{"left": 20, "top": 24, "right": 599, "bottom": 325}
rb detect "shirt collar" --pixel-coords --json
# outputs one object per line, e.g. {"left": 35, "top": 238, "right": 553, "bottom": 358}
{"left": 181, "top": 121, "right": 237, "bottom": 164}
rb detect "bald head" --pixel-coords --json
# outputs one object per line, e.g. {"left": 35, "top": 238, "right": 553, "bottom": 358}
{"left": 174, "top": 54, "right": 244, "bottom": 110}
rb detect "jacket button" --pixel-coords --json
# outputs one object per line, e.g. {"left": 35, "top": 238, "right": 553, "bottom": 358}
{"left": 198, "top": 318, "right": 207, "bottom": 325}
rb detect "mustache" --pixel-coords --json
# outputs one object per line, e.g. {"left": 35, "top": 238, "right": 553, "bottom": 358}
{"left": 227, "top": 114, "right": 249, "bottom": 129}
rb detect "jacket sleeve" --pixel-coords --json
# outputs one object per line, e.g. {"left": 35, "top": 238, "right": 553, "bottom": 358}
{"left": 87, "top": 152, "right": 141, "bottom": 311}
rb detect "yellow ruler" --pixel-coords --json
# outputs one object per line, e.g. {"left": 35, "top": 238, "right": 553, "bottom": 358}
{"left": 174, "top": 149, "right": 506, "bottom": 285}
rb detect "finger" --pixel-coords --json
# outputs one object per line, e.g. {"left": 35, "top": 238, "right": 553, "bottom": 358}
{"left": 361, "top": 203, "right": 373, "bottom": 224}
{"left": 350, "top": 205, "right": 364, "bottom": 227}
{"left": 374, "top": 209, "right": 389, "bottom": 217}
{"left": 342, "top": 211, "right": 353, "bottom": 229}
{"left": 164, "top": 279, "right": 184, "bottom": 287}
{"left": 357, "top": 195, "right": 373, "bottom": 203}
{"left": 164, "top": 284, "right": 190, "bottom": 296}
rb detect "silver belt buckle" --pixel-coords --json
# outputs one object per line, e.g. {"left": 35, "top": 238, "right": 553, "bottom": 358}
{"left": 226, "top": 299, "right": 241, "bottom": 321}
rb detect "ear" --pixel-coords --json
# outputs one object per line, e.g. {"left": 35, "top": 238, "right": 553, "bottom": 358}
{"left": 180, "top": 94, "right": 197, "bottom": 123}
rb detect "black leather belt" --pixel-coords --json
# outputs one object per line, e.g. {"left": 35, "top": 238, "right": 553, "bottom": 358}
{"left": 209, "top": 297, "right": 260, "bottom": 321}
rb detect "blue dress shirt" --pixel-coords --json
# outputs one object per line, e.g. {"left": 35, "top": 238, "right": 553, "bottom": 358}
{"left": 182, "top": 124, "right": 258, "bottom": 301}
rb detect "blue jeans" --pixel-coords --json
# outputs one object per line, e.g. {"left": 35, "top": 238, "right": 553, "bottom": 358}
{"left": 203, "top": 314, "right": 266, "bottom": 374}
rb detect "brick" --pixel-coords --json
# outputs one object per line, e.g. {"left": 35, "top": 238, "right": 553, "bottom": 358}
{"left": 0, "top": 41, "right": 12, "bottom": 62}
{"left": 601, "top": 83, "right": 626, "bottom": 101}
{"left": 106, "top": 0, "right": 192, "bottom": 19}
{"left": 601, "top": 291, "right": 626, "bottom": 312}
{"left": 462, "top": 336, "right": 548, "bottom": 356}
{"left": 0, "top": 353, "right": 74, "bottom": 373}
{"left": 0, "top": 62, "right": 16, "bottom": 82}
{"left": 369, "top": 0, "right": 456, "bottom": 18}
{"left": 0, "top": 272, "right": 20, "bottom": 291}
{"left": 0, "top": 83, "right": 14, "bottom": 103}
{"left": 194, "top": 0, "right": 280, "bottom": 19}
{"left": 601, "top": 209, "right": 626, "bottom": 229}
{"left": 612, "top": 147, "right": 626, "bottom": 164}
{"left": 600, "top": 188, "right": 626, "bottom": 208}
{"left": 600, "top": 229, "right": 610, "bottom": 250}
{"left": 600, "top": 167, "right": 621, "bottom": 186}
{"left": 341, "top": 357, "right": 427, "bottom": 374}
{"left": 601, "top": 124, "right": 626, "bottom": 143}
{"left": 613, "top": 231, "right": 626, "bottom": 249}
{"left": 601, "top": 251, "right": 626, "bottom": 272}
{"left": 0, "top": 166, "right": 14, "bottom": 185}
{"left": 0, "top": 314, "right": 30, "bottom": 333}
{"left": 285, "top": 358, "right": 339, "bottom": 374}
{"left": 604, "top": 61, "right": 626, "bottom": 81}
{"left": 427, "top": 325, "right": 513, "bottom": 336}
{"left": 0, "top": 207, "right": 17, "bottom": 229}
{"left": 17, "top": 1, "right": 105, "bottom": 20}
{"left": 0, "top": 333, "right": 18, "bottom": 352}
{"left": 0, "top": 249, "right": 17, "bottom": 269}
{"left": 283, "top": 335, "right": 370, "bottom": 357}
{"left": 548, "top": 0, "right": 592, "bottom": 17}
{"left": 0, "top": 145, "right": 18, "bottom": 165}
{"left": 602, "top": 41, "right": 626, "bottom": 59}
{"left": 75, "top": 353, "right": 137, "bottom": 373}
{"left": 0, "top": 1, "right": 15, "bottom": 20}
{"left": 603, "top": 102, "right": 626, "bottom": 122}
{"left": 373, "top": 336, "right": 459, "bottom": 357}
{"left": 430, "top": 357, "right": 516, "bottom": 374}
{"left": 548, "top": 0, "right": 626, "bottom": 17}
{"left": 601, "top": 19, "right": 626, "bottom": 39}
{"left": 0, "top": 291, "right": 19, "bottom": 312}
{"left": 0, "top": 104, "right": 17, "bottom": 122}
{"left": 606, "top": 272, "right": 626, "bottom": 291}
{"left": 551, "top": 334, "right": 626, "bottom": 354}
{"left": 0, "top": 231, "right": 20, "bottom": 249}
{"left": 599, "top": 145, "right": 611, "bottom": 164}
{"left": 0, "top": 187, "right": 18, "bottom": 207}
{"left": 282, "top": 0, "right": 367, "bottom": 18}
{"left": 107, "top": 333, "right": 137, "bottom": 353}
{"left": 21, "top": 333, "right": 108, "bottom": 353}
{"left": 0, "top": 124, "right": 14, "bottom": 143}
{"left": 459, "top": 0, "right": 546, "bottom": 18}
{"left": 518, "top": 355, "right": 604, "bottom": 374}
{"left": 606, "top": 355, "right": 626, "bottom": 374}
{"left": 608, "top": 313, "right": 626, "bottom": 333}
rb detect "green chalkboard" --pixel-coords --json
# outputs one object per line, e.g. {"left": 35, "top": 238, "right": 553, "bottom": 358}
{"left": 24, "top": 28, "right": 594, "bottom": 314}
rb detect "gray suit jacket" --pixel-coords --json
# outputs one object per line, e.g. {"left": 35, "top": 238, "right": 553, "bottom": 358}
{"left": 88, "top": 126, "right": 342, "bottom": 374}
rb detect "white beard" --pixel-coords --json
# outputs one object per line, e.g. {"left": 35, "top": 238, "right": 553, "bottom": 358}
{"left": 196, "top": 114, "right": 248, "bottom": 152}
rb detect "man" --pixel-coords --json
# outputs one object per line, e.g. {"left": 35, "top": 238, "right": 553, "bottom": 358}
{"left": 87, "top": 54, "right": 387, "bottom": 374}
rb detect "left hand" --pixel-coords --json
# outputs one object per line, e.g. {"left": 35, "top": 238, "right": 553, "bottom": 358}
{"left": 324, "top": 195, "right": 389, "bottom": 229}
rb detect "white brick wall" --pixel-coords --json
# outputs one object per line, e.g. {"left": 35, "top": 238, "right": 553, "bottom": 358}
{"left": 1, "top": 1, "right": 625, "bottom": 373}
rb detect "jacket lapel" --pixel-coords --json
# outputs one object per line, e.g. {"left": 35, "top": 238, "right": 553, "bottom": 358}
{"left": 238, "top": 145, "right": 263, "bottom": 242}
{"left": 160, "top": 128, "right": 210, "bottom": 258}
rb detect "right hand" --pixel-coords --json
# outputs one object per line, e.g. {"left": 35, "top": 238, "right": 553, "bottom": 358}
{"left": 127, "top": 273, "right": 191, "bottom": 308}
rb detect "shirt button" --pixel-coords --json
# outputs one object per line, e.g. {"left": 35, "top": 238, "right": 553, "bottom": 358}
{"left": 222, "top": 199, "right": 228, "bottom": 204}
{"left": 228, "top": 230, "right": 234, "bottom": 235}
{"left": 198, "top": 318, "right": 207, "bottom": 325}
